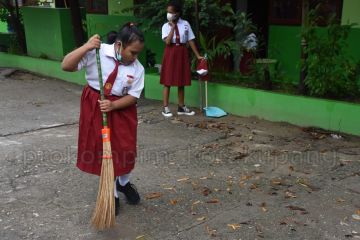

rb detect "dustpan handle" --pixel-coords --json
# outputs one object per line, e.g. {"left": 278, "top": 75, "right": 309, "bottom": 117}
{"left": 205, "top": 81, "right": 208, "bottom": 109}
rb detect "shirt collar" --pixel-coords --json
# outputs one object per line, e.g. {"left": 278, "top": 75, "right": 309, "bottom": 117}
{"left": 177, "top": 18, "right": 183, "bottom": 24}
{"left": 102, "top": 43, "right": 136, "bottom": 66}
{"left": 102, "top": 43, "right": 116, "bottom": 59}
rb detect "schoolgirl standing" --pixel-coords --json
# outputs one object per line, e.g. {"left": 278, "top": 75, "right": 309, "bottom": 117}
{"left": 160, "top": 0, "right": 203, "bottom": 117}
{"left": 61, "top": 23, "right": 144, "bottom": 216}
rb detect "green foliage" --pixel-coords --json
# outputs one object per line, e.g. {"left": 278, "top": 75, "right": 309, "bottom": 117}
{"left": 0, "top": 7, "right": 9, "bottom": 22}
{"left": 302, "top": 10, "right": 360, "bottom": 99}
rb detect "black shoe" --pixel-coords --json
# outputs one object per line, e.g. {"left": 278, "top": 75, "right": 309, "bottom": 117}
{"left": 116, "top": 181, "right": 140, "bottom": 205}
{"left": 115, "top": 197, "right": 120, "bottom": 216}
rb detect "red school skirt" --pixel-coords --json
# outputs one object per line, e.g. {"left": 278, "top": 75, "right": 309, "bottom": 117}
{"left": 160, "top": 44, "right": 191, "bottom": 86}
{"left": 77, "top": 85, "right": 137, "bottom": 176}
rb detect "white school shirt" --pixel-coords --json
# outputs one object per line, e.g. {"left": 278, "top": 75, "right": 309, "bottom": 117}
{"left": 161, "top": 18, "right": 195, "bottom": 43}
{"left": 77, "top": 43, "right": 144, "bottom": 98}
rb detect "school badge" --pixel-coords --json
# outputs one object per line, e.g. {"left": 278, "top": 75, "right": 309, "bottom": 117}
{"left": 105, "top": 82, "right": 112, "bottom": 90}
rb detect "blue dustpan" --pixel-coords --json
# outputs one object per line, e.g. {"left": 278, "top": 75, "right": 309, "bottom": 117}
{"left": 204, "top": 106, "right": 227, "bottom": 118}
{"left": 203, "top": 81, "right": 227, "bottom": 118}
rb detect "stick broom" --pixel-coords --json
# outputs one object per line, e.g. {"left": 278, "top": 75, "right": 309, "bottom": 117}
{"left": 91, "top": 48, "right": 115, "bottom": 230}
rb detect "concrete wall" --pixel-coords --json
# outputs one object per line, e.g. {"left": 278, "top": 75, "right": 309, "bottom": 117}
{"left": 22, "top": 6, "right": 85, "bottom": 60}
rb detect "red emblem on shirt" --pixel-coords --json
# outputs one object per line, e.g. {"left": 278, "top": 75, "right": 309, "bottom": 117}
{"left": 105, "top": 82, "right": 112, "bottom": 90}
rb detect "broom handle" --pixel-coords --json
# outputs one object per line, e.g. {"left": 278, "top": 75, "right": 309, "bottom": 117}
{"left": 95, "top": 48, "right": 108, "bottom": 128}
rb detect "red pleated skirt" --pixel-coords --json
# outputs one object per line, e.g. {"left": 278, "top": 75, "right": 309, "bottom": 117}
{"left": 160, "top": 44, "right": 191, "bottom": 86}
{"left": 77, "top": 85, "right": 137, "bottom": 176}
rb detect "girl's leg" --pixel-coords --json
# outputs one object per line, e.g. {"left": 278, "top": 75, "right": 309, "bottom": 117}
{"left": 162, "top": 86, "right": 173, "bottom": 117}
{"left": 163, "top": 86, "right": 170, "bottom": 107}
{"left": 178, "top": 86, "right": 184, "bottom": 107}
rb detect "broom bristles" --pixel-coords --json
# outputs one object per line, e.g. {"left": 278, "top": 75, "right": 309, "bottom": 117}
{"left": 91, "top": 140, "right": 115, "bottom": 230}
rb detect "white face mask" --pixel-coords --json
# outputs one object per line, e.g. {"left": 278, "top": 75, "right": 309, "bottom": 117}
{"left": 167, "top": 13, "right": 176, "bottom": 22}
{"left": 115, "top": 41, "right": 123, "bottom": 62}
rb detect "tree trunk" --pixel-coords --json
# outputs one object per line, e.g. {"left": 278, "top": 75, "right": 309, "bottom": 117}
{"left": 299, "top": 0, "right": 309, "bottom": 95}
{"left": 68, "top": 0, "right": 85, "bottom": 47}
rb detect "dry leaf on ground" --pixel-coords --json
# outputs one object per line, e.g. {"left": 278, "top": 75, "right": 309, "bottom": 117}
{"left": 227, "top": 224, "right": 241, "bottom": 230}
{"left": 202, "top": 187, "right": 212, "bottom": 196}
{"left": 145, "top": 192, "right": 162, "bottom": 200}
{"left": 169, "top": 199, "right": 178, "bottom": 205}
{"left": 177, "top": 177, "right": 190, "bottom": 182}
{"left": 206, "top": 199, "right": 220, "bottom": 204}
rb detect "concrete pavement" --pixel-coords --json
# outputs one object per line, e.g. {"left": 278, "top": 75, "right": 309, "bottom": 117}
{"left": 0, "top": 68, "right": 360, "bottom": 240}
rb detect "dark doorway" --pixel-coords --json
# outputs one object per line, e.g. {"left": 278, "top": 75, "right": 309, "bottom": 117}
{"left": 247, "top": 0, "right": 269, "bottom": 58}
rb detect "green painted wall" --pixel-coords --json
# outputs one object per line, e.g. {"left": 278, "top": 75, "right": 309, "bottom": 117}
{"left": 86, "top": 14, "right": 164, "bottom": 66}
{"left": 0, "top": 20, "right": 7, "bottom": 32}
{"left": 108, "top": 0, "right": 133, "bottom": 16}
{"left": 268, "top": 25, "right": 301, "bottom": 84}
{"left": 268, "top": 25, "right": 360, "bottom": 84}
{"left": 22, "top": 7, "right": 84, "bottom": 61}
{"left": 0, "top": 52, "right": 86, "bottom": 85}
{"left": 145, "top": 73, "right": 360, "bottom": 136}
{"left": 342, "top": 0, "right": 360, "bottom": 27}
{"left": 0, "top": 33, "right": 13, "bottom": 49}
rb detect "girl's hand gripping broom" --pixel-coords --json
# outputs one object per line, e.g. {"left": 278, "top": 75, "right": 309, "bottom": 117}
{"left": 91, "top": 48, "right": 115, "bottom": 230}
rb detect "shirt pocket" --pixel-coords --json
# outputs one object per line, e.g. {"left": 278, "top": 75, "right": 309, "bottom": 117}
{"left": 122, "top": 74, "right": 136, "bottom": 96}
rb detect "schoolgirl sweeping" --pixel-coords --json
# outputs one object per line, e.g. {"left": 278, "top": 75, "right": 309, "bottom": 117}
{"left": 160, "top": 0, "right": 203, "bottom": 117}
{"left": 61, "top": 23, "right": 144, "bottom": 216}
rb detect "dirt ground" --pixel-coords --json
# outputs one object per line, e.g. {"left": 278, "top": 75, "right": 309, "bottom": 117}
{"left": 0, "top": 69, "right": 359, "bottom": 240}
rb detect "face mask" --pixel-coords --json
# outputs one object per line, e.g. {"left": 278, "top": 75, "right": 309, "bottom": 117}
{"left": 115, "top": 42, "right": 123, "bottom": 62}
{"left": 167, "top": 13, "right": 176, "bottom": 22}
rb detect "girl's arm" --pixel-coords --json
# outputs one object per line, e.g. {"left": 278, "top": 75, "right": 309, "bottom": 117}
{"left": 61, "top": 34, "right": 101, "bottom": 72}
{"left": 188, "top": 40, "right": 203, "bottom": 60}
{"left": 165, "top": 22, "right": 176, "bottom": 45}
{"left": 98, "top": 95, "right": 137, "bottom": 112}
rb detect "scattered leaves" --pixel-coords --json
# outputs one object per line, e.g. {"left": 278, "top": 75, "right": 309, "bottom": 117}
{"left": 197, "top": 217, "right": 206, "bottom": 221}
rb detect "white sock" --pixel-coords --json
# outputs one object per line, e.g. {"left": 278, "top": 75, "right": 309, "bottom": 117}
{"left": 118, "top": 173, "right": 130, "bottom": 186}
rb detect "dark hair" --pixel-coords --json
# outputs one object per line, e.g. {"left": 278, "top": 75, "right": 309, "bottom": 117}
{"left": 106, "top": 31, "right": 117, "bottom": 44}
{"left": 167, "top": 0, "right": 182, "bottom": 15}
{"left": 116, "top": 22, "right": 145, "bottom": 47}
